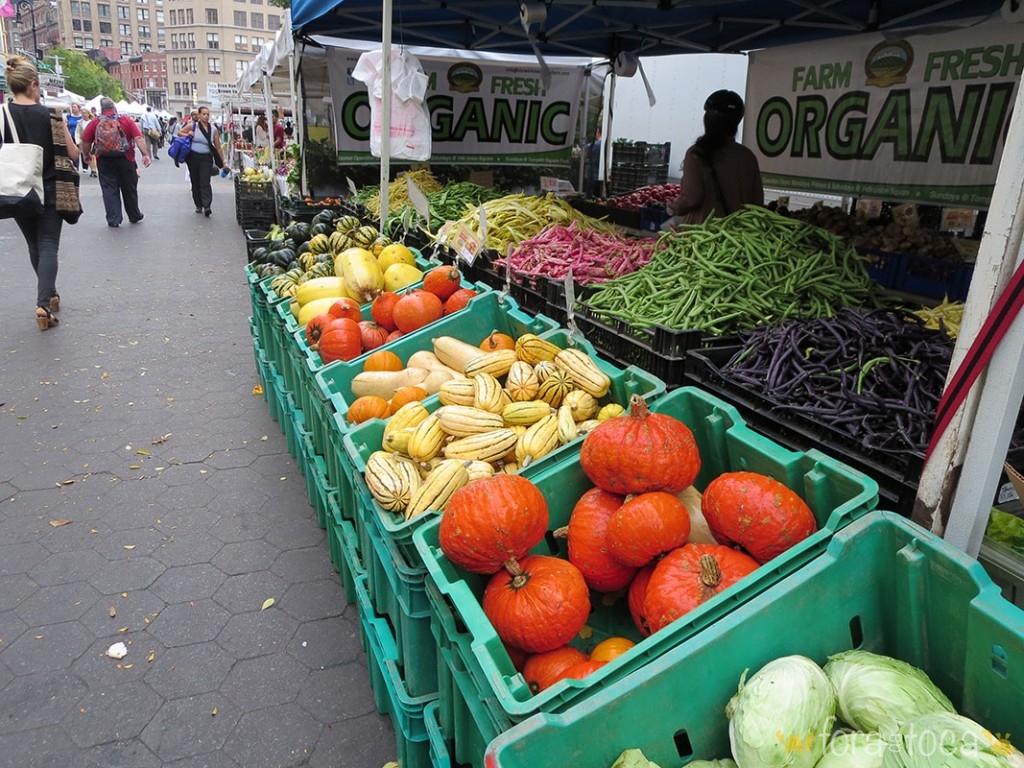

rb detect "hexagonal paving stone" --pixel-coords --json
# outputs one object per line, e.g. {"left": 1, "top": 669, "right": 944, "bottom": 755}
{"left": 38, "top": 517, "right": 111, "bottom": 554}
{"left": 207, "top": 511, "right": 275, "bottom": 544}
{"left": 151, "top": 463, "right": 210, "bottom": 488}
{"left": 78, "top": 588, "right": 165, "bottom": 637}
{"left": 98, "top": 502, "right": 167, "bottom": 532}
{"left": 296, "top": 662, "right": 379, "bottom": 724}
{"left": 144, "top": 642, "right": 235, "bottom": 699}
{"left": 0, "top": 541, "right": 48, "bottom": 578}
{"left": 140, "top": 691, "right": 239, "bottom": 761}
{"left": 0, "top": 573, "right": 39, "bottom": 612}
{"left": 70, "top": 738, "right": 163, "bottom": 768}
{"left": 64, "top": 680, "right": 163, "bottom": 747}
{"left": 0, "top": 512, "right": 47, "bottom": 547}
{"left": 0, "top": 610, "right": 29, "bottom": 653}
{"left": 15, "top": 581, "right": 103, "bottom": 625}
{"left": 88, "top": 556, "right": 167, "bottom": 594}
{"left": 211, "top": 540, "right": 282, "bottom": 576}
{"left": 1, "top": 620, "right": 95, "bottom": 675}
{"left": 216, "top": 610, "right": 298, "bottom": 658}
{"left": 271, "top": 546, "right": 335, "bottom": 585}
{"left": 212, "top": 571, "right": 289, "bottom": 614}
{"left": 221, "top": 702, "right": 323, "bottom": 768}
{"left": 27, "top": 549, "right": 108, "bottom": 587}
{"left": 306, "top": 711, "right": 395, "bottom": 768}
{"left": 150, "top": 564, "right": 227, "bottom": 604}
{"left": 0, "top": 669, "right": 87, "bottom": 734}
{"left": 203, "top": 448, "right": 259, "bottom": 470}
{"left": 153, "top": 506, "right": 222, "bottom": 534}
{"left": 221, "top": 653, "right": 309, "bottom": 709}
{"left": 156, "top": 483, "right": 221, "bottom": 512}
{"left": 264, "top": 517, "right": 325, "bottom": 551}
{"left": 93, "top": 528, "right": 166, "bottom": 561}
{"left": 288, "top": 615, "right": 363, "bottom": 670}
{"left": 146, "top": 599, "right": 231, "bottom": 648}
{"left": 279, "top": 579, "right": 346, "bottom": 624}
{"left": 70, "top": 634, "right": 168, "bottom": 685}
{"left": 153, "top": 532, "right": 225, "bottom": 567}
{"left": 0, "top": 724, "right": 77, "bottom": 766}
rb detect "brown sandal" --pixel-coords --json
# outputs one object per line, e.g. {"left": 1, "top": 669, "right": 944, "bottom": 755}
{"left": 36, "top": 307, "right": 59, "bottom": 331}
{"left": 49, "top": 293, "right": 60, "bottom": 313}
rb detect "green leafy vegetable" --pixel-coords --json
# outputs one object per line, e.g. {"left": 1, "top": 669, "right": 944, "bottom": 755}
{"left": 882, "top": 712, "right": 1024, "bottom": 767}
{"left": 986, "top": 508, "right": 1024, "bottom": 555}
{"left": 726, "top": 655, "right": 836, "bottom": 768}
{"left": 824, "top": 650, "right": 953, "bottom": 737}
{"left": 817, "top": 732, "right": 886, "bottom": 768}
{"left": 609, "top": 748, "right": 662, "bottom": 768}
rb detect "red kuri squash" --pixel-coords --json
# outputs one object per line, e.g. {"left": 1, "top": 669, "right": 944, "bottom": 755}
{"left": 317, "top": 317, "right": 362, "bottom": 363}
{"left": 438, "top": 475, "right": 549, "bottom": 574}
{"left": 444, "top": 287, "right": 477, "bottom": 315}
{"left": 627, "top": 564, "right": 655, "bottom": 637}
{"left": 392, "top": 290, "right": 444, "bottom": 333}
{"left": 423, "top": 265, "right": 462, "bottom": 301}
{"left": 700, "top": 471, "right": 817, "bottom": 563}
{"left": 580, "top": 394, "right": 701, "bottom": 495}
{"left": 328, "top": 297, "right": 362, "bottom": 323}
{"left": 564, "top": 487, "right": 636, "bottom": 592}
{"left": 482, "top": 554, "right": 590, "bottom": 654}
{"left": 521, "top": 645, "right": 587, "bottom": 693}
{"left": 370, "top": 291, "right": 401, "bottom": 331}
{"left": 643, "top": 543, "right": 759, "bottom": 633}
{"left": 606, "top": 491, "right": 692, "bottom": 568}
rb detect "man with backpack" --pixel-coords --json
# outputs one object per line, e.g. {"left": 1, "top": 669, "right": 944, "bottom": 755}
{"left": 80, "top": 97, "right": 152, "bottom": 227}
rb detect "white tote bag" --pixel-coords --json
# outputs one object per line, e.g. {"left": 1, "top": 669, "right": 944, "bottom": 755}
{"left": 0, "top": 103, "right": 45, "bottom": 219}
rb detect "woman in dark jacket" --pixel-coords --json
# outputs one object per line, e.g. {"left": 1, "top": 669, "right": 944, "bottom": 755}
{"left": 671, "top": 90, "right": 763, "bottom": 224}
{"left": 2, "top": 54, "right": 79, "bottom": 330}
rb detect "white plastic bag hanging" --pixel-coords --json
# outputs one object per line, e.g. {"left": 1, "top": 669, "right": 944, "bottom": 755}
{"left": 352, "top": 49, "right": 431, "bottom": 161}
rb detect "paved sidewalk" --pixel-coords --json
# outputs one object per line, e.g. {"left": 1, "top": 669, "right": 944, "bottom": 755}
{"left": 0, "top": 156, "right": 394, "bottom": 767}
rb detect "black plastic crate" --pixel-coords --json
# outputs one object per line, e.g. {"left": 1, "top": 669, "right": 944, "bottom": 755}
{"left": 897, "top": 252, "right": 973, "bottom": 301}
{"left": 244, "top": 228, "right": 273, "bottom": 261}
{"left": 567, "top": 197, "right": 643, "bottom": 229}
{"left": 685, "top": 345, "right": 925, "bottom": 515}
{"left": 234, "top": 176, "right": 275, "bottom": 203}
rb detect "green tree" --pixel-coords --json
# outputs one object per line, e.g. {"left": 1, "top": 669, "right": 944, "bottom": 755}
{"left": 45, "top": 48, "right": 125, "bottom": 100}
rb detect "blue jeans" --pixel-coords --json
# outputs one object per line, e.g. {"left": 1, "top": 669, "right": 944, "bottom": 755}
{"left": 97, "top": 154, "right": 143, "bottom": 225}
{"left": 15, "top": 206, "right": 64, "bottom": 308}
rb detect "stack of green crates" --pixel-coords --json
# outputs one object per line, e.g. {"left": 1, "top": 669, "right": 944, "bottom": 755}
{"left": 412, "top": 386, "right": 880, "bottom": 767}
{"left": 483, "top": 510, "right": 1024, "bottom": 766}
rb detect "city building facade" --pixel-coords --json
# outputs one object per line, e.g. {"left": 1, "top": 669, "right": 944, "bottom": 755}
{"left": 4, "top": 0, "right": 282, "bottom": 116}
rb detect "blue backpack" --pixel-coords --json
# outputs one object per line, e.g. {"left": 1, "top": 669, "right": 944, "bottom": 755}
{"left": 167, "top": 133, "right": 192, "bottom": 167}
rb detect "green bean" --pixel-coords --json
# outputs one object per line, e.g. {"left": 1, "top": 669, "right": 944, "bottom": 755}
{"left": 580, "top": 206, "right": 879, "bottom": 335}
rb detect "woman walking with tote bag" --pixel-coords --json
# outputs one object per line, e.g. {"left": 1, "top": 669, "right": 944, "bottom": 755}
{"left": 1, "top": 55, "right": 80, "bottom": 330}
{"left": 177, "top": 105, "right": 228, "bottom": 217}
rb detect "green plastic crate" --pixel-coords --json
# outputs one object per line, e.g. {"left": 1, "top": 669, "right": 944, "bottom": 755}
{"left": 485, "top": 511, "right": 1024, "bottom": 767}
{"left": 342, "top": 331, "right": 665, "bottom": 570}
{"left": 412, "top": 386, "right": 879, "bottom": 749}
{"left": 300, "top": 434, "right": 329, "bottom": 530}
{"left": 326, "top": 490, "right": 344, "bottom": 574}
{"left": 291, "top": 276, "right": 491, "bottom": 461}
{"left": 336, "top": 513, "right": 365, "bottom": 607}
{"left": 323, "top": 291, "right": 559, "bottom": 527}
{"left": 354, "top": 572, "right": 438, "bottom": 768}
{"left": 424, "top": 701, "right": 452, "bottom": 768}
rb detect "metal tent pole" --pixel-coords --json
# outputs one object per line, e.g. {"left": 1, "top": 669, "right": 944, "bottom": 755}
{"left": 378, "top": 0, "right": 392, "bottom": 229}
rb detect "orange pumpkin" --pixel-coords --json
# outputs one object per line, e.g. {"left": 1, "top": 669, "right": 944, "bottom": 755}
{"left": 565, "top": 487, "right": 636, "bottom": 592}
{"left": 444, "top": 288, "right": 477, "bottom": 315}
{"left": 589, "top": 636, "right": 636, "bottom": 663}
{"left": 558, "top": 659, "right": 607, "bottom": 680}
{"left": 522, "top": 646, "right": 588, "bottom": 693}
{"left": 627, "top": 564, "right": 655, "bottom": 637}
{"left": 347, "top": 395, "right": 390, "bottom": 424}
{"left": 643, "top": 544, "right": 759, "bottom": 633}
{"left": 605, "top": 491, "right": 692, "bottom": 568}
{"left": 580, "top": 394, "right": 701, "bottom": 495}
{"left": 423, "top": 264, "right": 462, "bottom": 301}
{"left": 392, "top": 290, "right": 444, "bottom": 334}
{"left": 482, "top": 554, "right": 591, "bottom": 654}
{"left": 305, "top": 313, "right": 337, "bottom": 346}
{"left": 387, "top": 386, "right": 429, "bottom": 415}
{"left": 371, "top": 291, "right": 401, "bottom": 332}
{"left": 363, "top": 349, "right": 403, "bottom": 373}
{"left": 480, "top": 330, "right": 516, "bottom": 352}
{"left": 318, "top": 318, "right": 362, "bottom": 363}
{"left": 328, "top": 297, "right": 362, "bottom": 323}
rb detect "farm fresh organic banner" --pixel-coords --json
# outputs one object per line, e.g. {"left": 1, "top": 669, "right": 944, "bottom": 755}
{"left": 745, "top": 20, "right": 1023, "bottom": 207}
{"left": 326, "top": 47, "right": 586, "bottom": 165}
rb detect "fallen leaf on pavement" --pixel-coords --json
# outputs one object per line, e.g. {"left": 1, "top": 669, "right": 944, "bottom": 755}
{"left": 252, "top": 385, "right": 264, "bottom": 395}
{"left": 108, "top": 606, "right": 116, "bottom": 618}
{"left": 48, "top": 520, "right": 72, "bottom": 527}
{"left": 261, "top": 597, "right": 276, "bottom": 611}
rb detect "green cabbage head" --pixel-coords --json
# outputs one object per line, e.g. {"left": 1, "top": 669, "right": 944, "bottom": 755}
{"left": 816, "top": 732, "right": 887, "bottom": 768}
{"left": 882, "top": 711, "right": 1024, "bottom": 768}
{"left": 685, "top": 761, "right": 738, "bottom": 768}
{"left": 824, "top": 650, "right": 954, "bottom": 736}
{"left": 726, "top": 655, "right": 836, "bottom": 768}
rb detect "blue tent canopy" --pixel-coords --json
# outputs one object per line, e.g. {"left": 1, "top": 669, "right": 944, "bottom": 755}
{"left": 290, "top": 0, "right": 1003, "bottom": 58}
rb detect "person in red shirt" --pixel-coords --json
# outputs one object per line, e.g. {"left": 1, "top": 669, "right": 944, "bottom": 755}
{"left": 81, "top": 97, "right": 152, "bottom": 227}
{"left": 271, "top": 109, "right": 286, "bottom": 150}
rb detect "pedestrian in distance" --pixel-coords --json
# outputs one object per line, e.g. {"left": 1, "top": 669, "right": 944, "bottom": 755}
{"left": 65, "top": 102, "right": 83, "bottom": 170}
{"left": 253, "top": 114, "right": 270, "bottom": 149}
{"left": 1, "top": 54, "right": 81, "bottom": 331}
{"left": 271, "top": 109, "right": 286, "bottom": 150}
{"left": 177, "top": 105, "right": 228, "bottom": 217}
{"left": 670, "top": 89, "right": 764, "bottom": 225}
{"left": 81, "top": 96, "right": 152, "bottom": 227}
{"left": 76, "top": 107, "right": 98, "bottom": 177}
{"left": 141, "top": 105, "right": 163, "bottom": 160}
